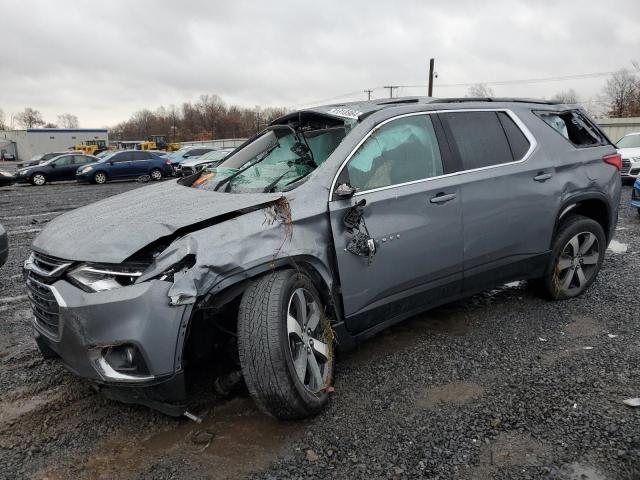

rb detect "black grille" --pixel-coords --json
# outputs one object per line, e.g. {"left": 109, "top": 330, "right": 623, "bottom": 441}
{"left": 26, "top": 272, "right": 60, "bottom": 335}
{"left": 621, "top": 158, "right": 631, "bottom": 174}
{"left": 25, "top": 252, "right": 71, "bottom": 336}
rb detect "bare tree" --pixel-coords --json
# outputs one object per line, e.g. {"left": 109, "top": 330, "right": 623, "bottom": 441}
{"left": 57, "top": 113, "right": 79, "bottom": 128}
{"left": 0, "top": 108, "right": 5, "bottom": 130}
{"left": 43, "top": 122, "right": 58, "bottom": 128}
{"left": 15, "top": 108, "right": 45, "bottom": 128}
{"left": 467, "top": 83, "right": 495, "bottom": 97}
{"left": 603, "top": 69, "right": 638, "bottom": 117}
{"left": 551, "top": 89, "right": 578, "bottom": 104}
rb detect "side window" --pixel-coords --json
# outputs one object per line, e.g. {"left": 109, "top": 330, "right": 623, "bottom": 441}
{"left": 497, "top": 112, "right": 531, "bottom": 160}
{"left": 53, "top": 156, "right": 71, "bottom": 166}
{"left": 133, "top": 151, "right": 149, "bottom": 160}
{"left": 536, "top": 110, "right": 604, "bottom": 147}
{"left": 114, "top": 152, "right": 131, "bottom": 162}
{"left": 78, "top": 155, "right": 92, "bottom": 164}
{"left": 441, "top": 111, "right": 513, "bottom": 170}
{"left": 345, "top": 115, "right": 443, "bottom": 191}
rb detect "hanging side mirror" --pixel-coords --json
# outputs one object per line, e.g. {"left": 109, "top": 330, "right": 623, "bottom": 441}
{"left": 335, "top": 183, "right": 356, "bottom": 199}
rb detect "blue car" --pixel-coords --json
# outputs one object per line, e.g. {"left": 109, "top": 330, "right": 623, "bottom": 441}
{"left": 76, "top": 150, "right": 173, "bottom": 184}
{"left": 632, "top": 178, "right": 640, "bottom": 216}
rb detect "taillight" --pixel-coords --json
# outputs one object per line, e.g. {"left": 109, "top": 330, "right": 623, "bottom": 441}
{"left": 603, "top": 153, "right": 622, "bottom": 171}
{"left": 165, "top": 160, "right": 171, "bottom": 165}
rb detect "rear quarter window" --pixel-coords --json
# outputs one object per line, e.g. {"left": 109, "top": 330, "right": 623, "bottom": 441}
{"left": 535, "top": 110, "right": 605, "bottom": 148}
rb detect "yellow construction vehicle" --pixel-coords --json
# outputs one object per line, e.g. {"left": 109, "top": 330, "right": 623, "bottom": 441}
{"left": 137, "top": 135, "right": 180, "bottom": 152}
{"left": 74, "top": 140, "right": 107, "bottom": 155}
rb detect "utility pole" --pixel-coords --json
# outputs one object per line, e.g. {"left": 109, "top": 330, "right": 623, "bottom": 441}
{"left": 363, "top": 89, "right": 373, "bottom": 100}
{"left": 428, "top": 58, "right": 435, "bottom": 97}
{"left": 383, "top": 86, "right": 399, "bottom": 98}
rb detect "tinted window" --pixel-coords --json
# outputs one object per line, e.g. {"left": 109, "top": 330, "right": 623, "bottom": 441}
{"left": 441, "top": 111, "right": 513, "bottom": 170}
{"left": 497, "top": 112, "right": 530, "bottom": 160}
{"left": 76, "top": 155, "right": 93, "bottom": 164}
{"left": 185, "top": 148, "right": 212, "bottom": 157}
{"left": 537, "top": 110, "right": 603, "bottom": 147}
{"left": 53, "top": 155, "right": 72, "bottom": 166}
{"left": 133, "top": 151, "right": 150, "bottom": 160}
{"left": 113, "top": 152, "right": 133, "bottom": 162}
{"left": 346, "top": 115, "right": 443, "bottom": 191}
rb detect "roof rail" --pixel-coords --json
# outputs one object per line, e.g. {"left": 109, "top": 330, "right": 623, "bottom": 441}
{"left": 430, "top": 97, "right": 562, "bottom": 105}
{"left": 376, "top": 98, "right": 421, "bottom": 106}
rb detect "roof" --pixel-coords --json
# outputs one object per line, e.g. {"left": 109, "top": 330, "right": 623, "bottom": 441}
{"left": 25, "top": 128, "right": 108, "bottom": 133}
{"left": 280, "top": 96, "right": 571, "bottom": 123}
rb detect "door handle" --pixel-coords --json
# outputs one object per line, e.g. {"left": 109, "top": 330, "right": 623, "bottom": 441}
{"left": 430, "top": 192, "right": 457, "bottom": 204}
{"left": 533, "top": 172, "right": 553, "bottom": 182}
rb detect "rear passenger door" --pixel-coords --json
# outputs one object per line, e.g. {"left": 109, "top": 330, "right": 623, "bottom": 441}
{"left": 438, "top": 110, "right": 556, "bottom": 292}
{"left": 329, "top": 113, "right": 464, "bottom": 333}
{"left": 131, "top": 151, "right": 153, "bottom": 176}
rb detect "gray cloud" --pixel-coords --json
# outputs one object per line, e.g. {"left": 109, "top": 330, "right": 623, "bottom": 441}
{"left": 1, "top": 0, "right": 638, "bottom": 126}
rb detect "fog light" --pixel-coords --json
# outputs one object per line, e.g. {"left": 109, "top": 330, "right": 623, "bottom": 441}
{"left": 90, "top": 344, "right": 154, "bottom": 382}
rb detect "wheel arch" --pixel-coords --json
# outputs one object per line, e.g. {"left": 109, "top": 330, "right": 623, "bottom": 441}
{"left": 552, "top": 192, "right": 612, "bottom": 246}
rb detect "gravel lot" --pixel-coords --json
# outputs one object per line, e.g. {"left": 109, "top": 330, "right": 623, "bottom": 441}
{"left": 0, "top": 176, "right": 638, "bottom": 480}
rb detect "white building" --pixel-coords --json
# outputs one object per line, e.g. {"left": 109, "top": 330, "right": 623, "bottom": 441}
{"left": 0, "top": 128, "right": 109, "bottom": 161}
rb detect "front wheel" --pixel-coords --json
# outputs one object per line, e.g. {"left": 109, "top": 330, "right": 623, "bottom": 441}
{"left": 539, "top": 215, "right": 605, "bottom": 300}
{"left": 93, "top": 171, "right": 107, "bottom": 184}
{"left": 237, "top": 270, "right": 334, "bottom": 420}
{"left": 31, "top": 173, "right": 46, "bottom": 186}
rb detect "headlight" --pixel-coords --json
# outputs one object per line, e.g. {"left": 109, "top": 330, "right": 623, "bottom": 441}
{"left": 67, "top": 263, "right": 145, "bottom": 292}
{"left": 631, "top": 157, "right": 640, "bottom": 164}
{"left": 0, "top": 171, "right": 12, "bottom": 177}
{"left": 78, "top": 166, "right": 93, "bottom": 174}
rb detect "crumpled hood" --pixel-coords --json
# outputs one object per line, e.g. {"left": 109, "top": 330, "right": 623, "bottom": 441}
{"left": 32, "top": 180, "right": 283, "bottom": 263}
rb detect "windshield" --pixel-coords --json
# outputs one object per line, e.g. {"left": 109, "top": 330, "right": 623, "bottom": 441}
{"left": 193, "top": 120, "right": 346, "bottom": 193}
{"left": 97, "top": 151, "right": 119, "bottom": 162}
{"left": 167, "top": 149, "right": 193, "bottom": 162}
{"left": 196, "top": 150, "right": 232, "bottom": 163}
{"left": 617, "top": 134, "right": 640, "bottom": 149}
{"left": 31, "top": 154, "right": 44, "bottom": 161}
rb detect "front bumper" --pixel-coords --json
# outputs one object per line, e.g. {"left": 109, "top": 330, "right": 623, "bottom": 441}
{"left": 28, "top": 271, "right": 192, "bottom": 412}
{"left": 621, "top": 158, "right": 640, "bottom": 179}
{"left": 75, "top": 171, "right": 93, "bottom": 182}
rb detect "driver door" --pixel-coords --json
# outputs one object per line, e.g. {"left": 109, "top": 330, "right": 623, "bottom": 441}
{"left": 328, "top": 113, "right": 464, "bottom": 334}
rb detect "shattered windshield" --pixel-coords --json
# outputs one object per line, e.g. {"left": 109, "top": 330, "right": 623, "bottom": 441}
{"left": 193, "top": 115, "right": 347, "bottom": 193}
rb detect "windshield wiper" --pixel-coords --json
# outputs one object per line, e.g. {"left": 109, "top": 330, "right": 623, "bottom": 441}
{"left": 212, "top": 141, "right": 279, "bottom": 192}
{"left": 262, "top": 169, "right": 294, "bottom": 193}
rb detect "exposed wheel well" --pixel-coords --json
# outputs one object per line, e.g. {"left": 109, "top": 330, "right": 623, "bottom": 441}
{"left": 181, "top": 262, "right": 337, "bottom": 370}
{"left": 556, "top": 198, "right": 610, "bottom": 243}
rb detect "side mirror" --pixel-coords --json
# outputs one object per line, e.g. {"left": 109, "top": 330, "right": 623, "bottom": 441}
{"left": 109, "top": 161, "right": 114, "bottom": 165}
{"left": 334, "top": 183, "right": 356, "bottom": 199}
{"left": 50, "top": 163, "right": 56, "bottom": 168}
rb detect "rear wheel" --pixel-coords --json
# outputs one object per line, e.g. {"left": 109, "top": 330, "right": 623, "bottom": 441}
{"left": 31, "top": 173, "right": 46, "bottom": 186}
{"left": 93, "top": 171, "right": 107, "bottom": 184}
{"left": 150, "top": 168, "right": 163, "bottom": 181}
{"left": 539, "top": 215, "right": 605, "bottom": 300}
{"left": 237, "top": 270, "right": 334, "bottom": 420}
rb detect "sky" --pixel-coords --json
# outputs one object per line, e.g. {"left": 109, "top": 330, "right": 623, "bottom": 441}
{"left": 1, "top": 0, "right": 639, "bottom": 127}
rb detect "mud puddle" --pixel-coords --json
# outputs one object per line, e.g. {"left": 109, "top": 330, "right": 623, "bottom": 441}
{"left": 44, "top": 396, "right": 301, "bottom": 480}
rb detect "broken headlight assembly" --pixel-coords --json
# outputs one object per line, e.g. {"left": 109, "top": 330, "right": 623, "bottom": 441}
{"left": 66, "top": 263, "right": 145, "bottom": 292}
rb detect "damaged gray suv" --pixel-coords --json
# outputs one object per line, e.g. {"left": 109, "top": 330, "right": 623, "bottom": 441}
{"left": 25, "top": 97, "right": 621, "bottom": 419}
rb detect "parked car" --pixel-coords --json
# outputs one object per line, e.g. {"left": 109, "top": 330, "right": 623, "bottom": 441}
{"left": 0, "top": 223, "right": 7, "bottom": 268}
{"left": 25, "top": 97, "right": 620, "bottom": 419}
{"left": 15, "top": 153, "right": 99, "bottom": 186}
{"left": 175, "top": 148, "right": 234, "bottom": 176}
{"left": 76, "top": 150, "right": 173, "bottom": 184}
{"left": 166, "top": 147, "right": 216, "bottom": 167}
{"left": 1, "top": 152, "right": 16, "bottom": 161}
{"left": 617, "top": 132, "right": 640, "bottom": 181}
{"left": 0, "top": 169, "right": 15, "bottom": 186}
{"left": 631, "top": 178, "right": 640, "bottom": 216}
{"left": 17, "top": 151, "right": 74, "bottom": 169}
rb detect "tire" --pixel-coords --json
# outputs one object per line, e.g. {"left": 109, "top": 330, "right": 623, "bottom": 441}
{"left": 150, "top": 168, "right": 163, "bottom": 181}
{"left": 237, "top": 269, "right": 334, "bottom": 420}
{"left": 93, "top": 171, "right": 107, "bottom": 184}
{"left": 637, "top": 208, "right": 640, "bottom": 217}
{"left": 30, "top": 173, "right": 47, "bottom": 186}
{"left": 538, "top": 215, "right": 606, "bottom": 300}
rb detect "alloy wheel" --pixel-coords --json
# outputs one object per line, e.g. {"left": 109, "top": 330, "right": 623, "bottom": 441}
{"left": 150, "top": 169, "right": 162, "bottom": 181}
{"left": 286, "top": 288, "right": 330, "bottom": 393}
{"left": 94, "top": 172, "right": 107, "bottom": 184}
{"left": 32, "top": 174, "right": 45, "bottom": 186}
{"left": 555, "top": 231, "right": 600, "bottom": 295}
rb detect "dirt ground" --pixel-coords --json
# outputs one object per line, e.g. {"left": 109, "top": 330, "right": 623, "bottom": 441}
{"left": 0, "top": 177, "right": 638, "bottom": 480}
